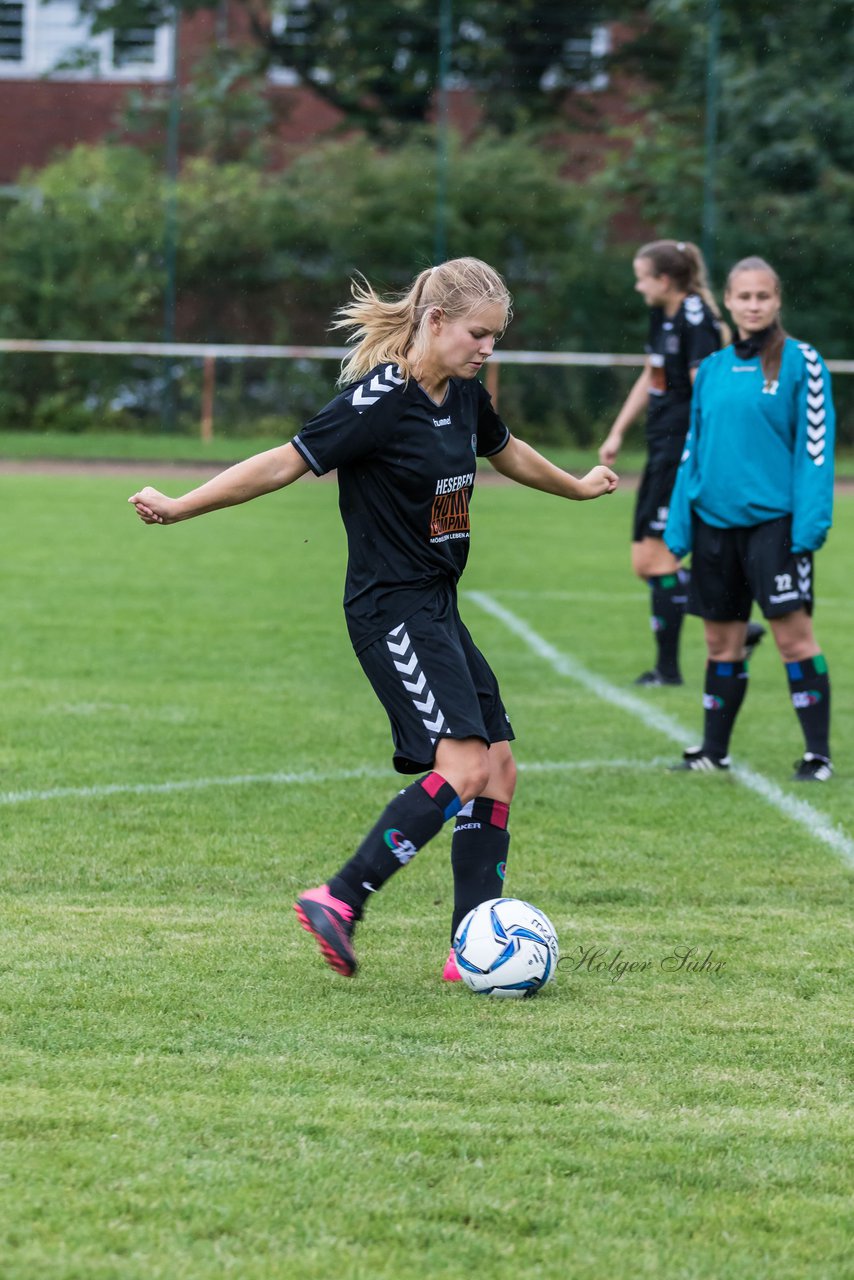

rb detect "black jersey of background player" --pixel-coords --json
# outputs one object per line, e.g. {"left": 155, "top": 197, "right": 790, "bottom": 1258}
{"left": 645, "top": 294, "right": 721, "bottom": 456}
{"left": 292, "top": 364, "right": 510, "bottom": 652}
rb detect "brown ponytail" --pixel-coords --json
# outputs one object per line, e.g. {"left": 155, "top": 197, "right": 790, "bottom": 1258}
{"left": 636, "top": 239, "right": 731, "bottom": 343}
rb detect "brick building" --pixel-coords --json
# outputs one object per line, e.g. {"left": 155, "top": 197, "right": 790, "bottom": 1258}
{"left": 0, "top": 2, "right": 625, "bottom": 183}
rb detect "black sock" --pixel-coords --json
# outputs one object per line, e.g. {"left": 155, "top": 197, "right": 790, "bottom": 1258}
{"left": 787, "top": 656, "right": 831, "bottom": 759}
{"left": 449, "top": 798, "right": 511, "bottom": 942}
{"left": 702, "top": 659, "right": 749, "bottom": 759}
{"left": 649, "top": 571, "right": 687, "bottom": 678}
{"left": 328, "top": 772, "right": 461, "bottom": 916}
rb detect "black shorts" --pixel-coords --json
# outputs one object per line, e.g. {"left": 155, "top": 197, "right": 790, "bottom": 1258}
{"left": 633, "top": 452, "right": 682, "bottom": 542}
{"left": 688, "top": 514, "right": 814, "bottom": 622}
{"left": 357, "top": 584, "right": 515, "bottom": 774}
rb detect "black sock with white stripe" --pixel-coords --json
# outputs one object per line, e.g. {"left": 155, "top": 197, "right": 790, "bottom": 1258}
{"left": 787, "top": 655, "right": 831, "bottom": 759}
{"left": 449, "top": 798, "right": 510, "bottom": 942}
{"left": 328, "top": 772, "right": 461, "bottom": 917}
{"left": 701, "top": 659, "right": 749, "bottom": 760}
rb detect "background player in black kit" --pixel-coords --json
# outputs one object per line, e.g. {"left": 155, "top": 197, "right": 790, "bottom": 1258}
{"left": 129, "top": 257, "right": 617, "bottom": 981}
{"left": 599, "top": 240, "right": 764, "bottom": 686}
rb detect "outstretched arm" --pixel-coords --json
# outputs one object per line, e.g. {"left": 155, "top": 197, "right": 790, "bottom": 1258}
{"left": 488, "top": 436, "right": 617, "bottom": 500}
{"left": 599, "top": 365, "right": 651, "bottom": 465}
{"left": 128, "top": 443, "right": 310, "bottom": 525}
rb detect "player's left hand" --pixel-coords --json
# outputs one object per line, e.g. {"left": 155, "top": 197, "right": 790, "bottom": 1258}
{"left": 128, "top": 486, "right": 179, "bottom": 524}
{"left": 575, "top": 465, "right": 618, "bottom": 499}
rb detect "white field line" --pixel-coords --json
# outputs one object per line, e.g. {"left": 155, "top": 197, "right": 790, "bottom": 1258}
{"left": 467, "top": 590, "right": 854, "bottom": 868}
{"left": 0, "top": 757, "right": 672, "bottom": 809}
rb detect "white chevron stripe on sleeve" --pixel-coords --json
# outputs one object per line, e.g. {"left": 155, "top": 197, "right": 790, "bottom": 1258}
{"left": 352, "top": 385, "right": 379, "bottom": 409}
{"left": 351, "top": 365, "right": 403, "bottom": 413}
{"left": 798, "top": 344, "right": 827, "bottom": 467}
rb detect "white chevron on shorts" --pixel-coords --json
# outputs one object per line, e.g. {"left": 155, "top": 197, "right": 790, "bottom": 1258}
{"left": 796, "top": 555, "right": 812, "bottom": 598}
{"left": 393, "top": 651, "right": 418, "bottom": 676}
{"left": 385, "top": 625, "right": 449, "bottom": 743}
{"left": 797, "top": 343, "right": 826, "bottom": 467}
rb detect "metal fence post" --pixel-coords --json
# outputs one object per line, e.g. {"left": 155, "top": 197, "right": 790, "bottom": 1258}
{"left": 201, "top": 354, "right": 215, "bottom": 440}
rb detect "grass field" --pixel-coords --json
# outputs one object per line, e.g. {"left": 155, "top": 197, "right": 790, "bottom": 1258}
{"left": 1, "top": 467, "right": 852, "bottom": 1279}
{"left": 2, "top": 426, "right": 854, "bottom": 480}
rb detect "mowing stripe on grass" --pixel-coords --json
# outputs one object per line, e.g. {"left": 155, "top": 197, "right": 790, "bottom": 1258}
{"left": 0, "top": 758, "right": 672, "bottom": 808}
{"left": 467, "top": 590, "right": 854, "bottom": 868}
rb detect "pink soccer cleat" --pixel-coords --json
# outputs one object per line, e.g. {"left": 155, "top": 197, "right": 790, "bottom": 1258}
{"left": 294, "top": 886, "right": 357, "bottom": 976}
{"left": 442, "top": 946, "right": 462, "bottom": 982}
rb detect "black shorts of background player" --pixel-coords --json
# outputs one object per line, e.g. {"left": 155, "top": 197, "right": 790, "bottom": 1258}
{"left": 665, "top": 257, "right": 835, "bottom": 782}
{"left": 128, "top": 257, "right": 618, "bottom": 980}
{"left": 599, "top": 240, "right": 764, "bottom": 686}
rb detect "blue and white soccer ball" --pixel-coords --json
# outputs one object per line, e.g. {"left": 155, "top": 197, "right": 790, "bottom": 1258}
{"left": 453, "top": 897, "right": 559, "bottom": 998}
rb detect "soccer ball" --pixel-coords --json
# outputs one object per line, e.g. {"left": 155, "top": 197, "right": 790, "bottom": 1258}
{"left": 453, "top": 897, "right": 559, "bottom": 998}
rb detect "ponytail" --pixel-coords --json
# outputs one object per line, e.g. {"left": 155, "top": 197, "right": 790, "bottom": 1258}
{"left": 636, "top": 238, "right": 731, "bottom": 344}
{"left": 332, "top": 257, "right": 512, "bottom": 386}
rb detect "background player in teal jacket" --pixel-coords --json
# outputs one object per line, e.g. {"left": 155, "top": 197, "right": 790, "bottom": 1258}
{"left": 666, "top": 256, "right": 835, "bottom": 781}
{"left": 599, "top": 240, "right": 764, "bottom": 687}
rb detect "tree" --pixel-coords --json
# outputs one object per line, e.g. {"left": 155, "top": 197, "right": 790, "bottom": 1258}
{"left": 78, "top": 0, "right": 611, "bottom": 137}
{"left": 119, "top": 47, "right": 278, "bottom": 165}
{"left": 604, "top": 0, "right": 854, "bottom": 356}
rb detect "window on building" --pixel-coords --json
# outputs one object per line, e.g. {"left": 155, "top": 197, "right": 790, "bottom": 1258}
{"left": 113, "top": 19, "right": 158, "bottom": 69}
{"left": 268, "top": 0, "right": 311, "bottom": 87}
{"left": 0, "top": 2, "right": 24, "bottom": 62}
{"left": 566, "top": 24, "right": 611, "bottom": 91}
{"left": 0, "top": 0, "right": 170, "bottom": 79}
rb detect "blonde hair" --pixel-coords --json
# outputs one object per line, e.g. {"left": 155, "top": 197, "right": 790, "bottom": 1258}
{"left": 636, "top": 239, "right": 731, "bottom": 343}
{"left": 725, "top": 255, "right": 787, "bottom": 382}
{"left": 332, "top": 257, "right": 512, "bottom": 386}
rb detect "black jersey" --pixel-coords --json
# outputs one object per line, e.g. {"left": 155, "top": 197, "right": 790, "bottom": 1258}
{"left": 292, "top": 364, "right": 510, "bottom": 652}
{"left": 645, "top": 294, "right": 721, "bottom": 455}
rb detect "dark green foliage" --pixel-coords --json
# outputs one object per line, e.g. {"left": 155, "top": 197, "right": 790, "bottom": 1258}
{"left": 0, "top": 134, "right": 637, "bottom": 438}
{"left": 119, "top": 46, "right": 278, "bottom": 165}
{"left": 3, "top": 0, "right": 853, "bottom": 439}
{"left": 604, "top": 0, "right": 854, "bottom": 356}
{"left": 79, "top": 0, "right": 609, "bottom": 138}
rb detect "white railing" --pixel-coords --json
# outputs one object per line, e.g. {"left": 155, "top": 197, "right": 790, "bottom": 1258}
{"left": 2, "top": 339, "right": 852, "bottom": 439}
